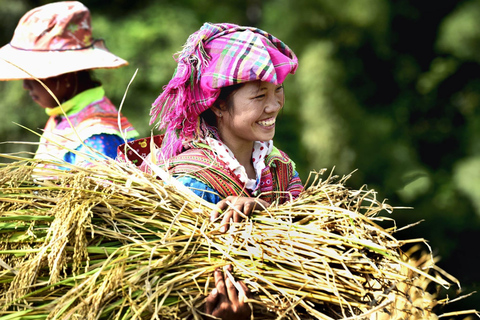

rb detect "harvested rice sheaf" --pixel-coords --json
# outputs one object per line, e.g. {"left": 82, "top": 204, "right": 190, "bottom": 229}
{"left": 0, "top": 158, "right": 475, "bottom": 319}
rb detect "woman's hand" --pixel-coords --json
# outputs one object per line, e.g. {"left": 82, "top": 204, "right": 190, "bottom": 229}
{"left": 205, "top": 265, "right": 251, "bottom": 320}
{"left": 211, "top": 196, "right": 269, "bottom": 232}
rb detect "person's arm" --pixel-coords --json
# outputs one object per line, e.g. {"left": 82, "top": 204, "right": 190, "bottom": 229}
{"left": 210, "top": 196, "right": 269, "bottom": 233}
{"left": 175, "top": 176, "right": 221, "bottom": 204}
{"left": 286, "top": 170, "right": 303, "bottom": 198}
{"left": 64, "top": 134, "right": 126, "bottom": 165}
{"left": 176, "top": 177, "right": 269, "bottom": 233}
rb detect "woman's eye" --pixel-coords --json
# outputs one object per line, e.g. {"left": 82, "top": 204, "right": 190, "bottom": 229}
{"left": 254, "top": 94, "right": 266, "bottom": 99}
{"left": 276, "top": 86, "right": 284, "bottom": 92}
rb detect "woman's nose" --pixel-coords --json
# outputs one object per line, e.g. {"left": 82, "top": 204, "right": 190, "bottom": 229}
{"left": 22, "top": 80, "right": 32, "bottom": 90}
{"left": 265, "top": 95, "right": 283, "bottom": 113}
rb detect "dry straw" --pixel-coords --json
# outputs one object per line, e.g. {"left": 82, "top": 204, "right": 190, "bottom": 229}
{"left": 0, "top": 156, "right": 477, "bottom": 319}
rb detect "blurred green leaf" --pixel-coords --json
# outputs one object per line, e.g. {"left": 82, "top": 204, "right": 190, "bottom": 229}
{"left": 437, "top": 0, "right": 480, "bottom": 62}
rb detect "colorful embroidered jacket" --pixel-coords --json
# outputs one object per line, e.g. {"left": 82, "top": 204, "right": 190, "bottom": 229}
{"left": 35, "top": 87, "right": 138, "bottom": 164}
{"left": 116, "top": 135, "right": 303, "bottom": 204}
{"left": 167, "top": 145, "right": 303, "bottom": 205}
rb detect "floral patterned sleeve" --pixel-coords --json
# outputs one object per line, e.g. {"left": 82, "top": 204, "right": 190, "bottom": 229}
{"left": 287, "top": 170, "right": 303, "bottom": 199}
{"left": 64, "top": 134, "right": 126, "bottom": 165}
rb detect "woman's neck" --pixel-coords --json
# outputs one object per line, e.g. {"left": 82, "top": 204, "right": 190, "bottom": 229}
{"left": 220, "top": 137, "right": 256, "bottom": 179}
{"left": 62, "top": 72, "right": 98, "bottom": 102}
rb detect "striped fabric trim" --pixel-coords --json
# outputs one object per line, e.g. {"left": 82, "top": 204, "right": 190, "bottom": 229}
{"left": 168, "top": 147, "right": 302, "bottom": 204}
{"left": 169, "top": 148, "right": 250, "bottom": 198}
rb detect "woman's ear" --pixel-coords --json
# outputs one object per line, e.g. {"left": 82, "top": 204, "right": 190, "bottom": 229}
{"left": 211, "top": 105, "right": 224, "bottom": 118}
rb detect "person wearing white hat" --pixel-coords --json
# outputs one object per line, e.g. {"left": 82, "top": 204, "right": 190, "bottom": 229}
{"left": 0, "top": 1, "right": 138, "bottom": 165}
{"left": 0, "top": 4, "right": 252, "bottom": 318}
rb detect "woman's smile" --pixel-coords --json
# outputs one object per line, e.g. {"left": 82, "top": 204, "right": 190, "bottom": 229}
{"left": 257, "top": 117, "right": 276, "bottom": 128}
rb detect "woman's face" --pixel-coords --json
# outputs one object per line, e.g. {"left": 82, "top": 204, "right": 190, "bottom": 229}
{"left": 216, "top": 80, "right": 284, "bottom": 150}
{"left": 22, "top": 74, "right": 73, "bottom": 109}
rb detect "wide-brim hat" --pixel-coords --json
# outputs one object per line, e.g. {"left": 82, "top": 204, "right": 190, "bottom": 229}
{"left": 0, "top": 1, "right": 127, "bottom": 81}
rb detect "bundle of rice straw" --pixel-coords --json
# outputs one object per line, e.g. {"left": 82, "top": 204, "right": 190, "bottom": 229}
{"left": 0, "top": 156, "right": 476, "bottom": 320}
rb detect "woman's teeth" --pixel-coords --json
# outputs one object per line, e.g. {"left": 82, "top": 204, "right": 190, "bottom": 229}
{"left": 258, "top": 118, "right": 275, "bottom": 126}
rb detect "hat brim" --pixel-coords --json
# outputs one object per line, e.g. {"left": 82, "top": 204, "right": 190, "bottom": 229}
{"left": 0, "top": 40, "right": 127, "bottom": 80}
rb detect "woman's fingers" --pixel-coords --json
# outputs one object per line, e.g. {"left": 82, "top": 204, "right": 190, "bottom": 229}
{"left": 211, "top": 199, "right": 229, "bottom": 222}
{"left": 224, "top": 268, "right": 239, "bottom": 302}
{"left": 242, "top": 200, "right": 256, "bottom": 216}
{"left": 212, "top": 197, "right": 270, "bottom": 233}
{"left": 205, "top": 287, "right": 219, "bottom": 315}
{"left": 238, "top": 281, "right": 251, "bottom": 300}
{"left": 214, "top": 268, "right": 228, "bottom": 297}
{"left": 205, "top": 265, "right": 252, "bottom": 320}
{"left": 232, "top": 203, "right": 245, "bottom": 223}
{"left": 220, "top": 210, "right": 233, "bottom": 233}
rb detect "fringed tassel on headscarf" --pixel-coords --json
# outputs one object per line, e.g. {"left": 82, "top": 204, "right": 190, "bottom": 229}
{"left": 149, "top": 29, "right": 211, "bottom": 159}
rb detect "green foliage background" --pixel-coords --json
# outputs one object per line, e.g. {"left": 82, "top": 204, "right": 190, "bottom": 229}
{"left": 1, "top": 0, "right": 479, "bottom": 314}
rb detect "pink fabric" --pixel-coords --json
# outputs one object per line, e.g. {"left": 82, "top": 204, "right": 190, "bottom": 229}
{"left": 0, "top": 1, "right": 127, "bottom": 80}
{"left": 150, "top": 23, "right": 298, "bottom": 159}
{"left": 10, "top": 1, "right": 93, "bottom": 51}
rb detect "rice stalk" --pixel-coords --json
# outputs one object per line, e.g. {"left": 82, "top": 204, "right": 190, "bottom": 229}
{"left": 0, "top": 157, "right": 476, "bottom": 319}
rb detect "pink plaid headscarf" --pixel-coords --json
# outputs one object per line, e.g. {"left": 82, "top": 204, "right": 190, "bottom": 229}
{"left": 150, "top": 22, "right": 298, "bottom": 159}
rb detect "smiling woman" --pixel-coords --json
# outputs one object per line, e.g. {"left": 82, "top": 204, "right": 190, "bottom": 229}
{"left": 118, "top": 22, "right": 303, "bottom": 233}
{"left": 116, "top": 23, "right": 303, "bottom": 318}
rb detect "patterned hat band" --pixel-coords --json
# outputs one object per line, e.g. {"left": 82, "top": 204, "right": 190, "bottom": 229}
{"left": 8, "top": 39, "right": 101, "bottom": 52}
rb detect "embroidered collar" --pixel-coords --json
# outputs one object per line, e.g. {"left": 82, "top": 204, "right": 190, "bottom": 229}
{"left": 45, "top": 86, "right": 105, "bottom": 116}
{"left": 185, "top": 123, "right": 274, "bottom": 190}
{"left": 205, "top": 137, "right": 273, "bottom": 190}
